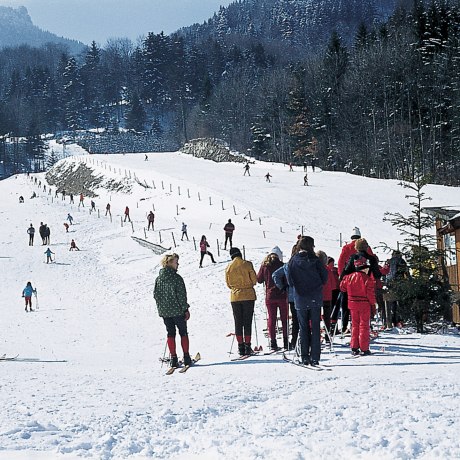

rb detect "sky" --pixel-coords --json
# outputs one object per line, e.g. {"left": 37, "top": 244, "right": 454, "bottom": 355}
{"left": 0, "top": 145, "right": 459, "bottom": 458}
{"left": 0, "top": 0, "right": 234, "bottom": 44}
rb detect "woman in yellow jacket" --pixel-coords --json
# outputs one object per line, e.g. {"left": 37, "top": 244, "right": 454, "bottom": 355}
{"left": 225, "top": 247, "right": 257, "bottom": 356}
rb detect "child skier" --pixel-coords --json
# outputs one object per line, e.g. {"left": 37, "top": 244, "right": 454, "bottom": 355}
{"left": 22, "top": 282, "right": 37, "bottom": 312}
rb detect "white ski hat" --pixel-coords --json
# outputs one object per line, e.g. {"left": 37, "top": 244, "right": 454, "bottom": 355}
{"left": 351, "top": 227, "right": 361, "bottom": 239}
{"left": 270, "top": 246, "right": 283, "bottom": 262}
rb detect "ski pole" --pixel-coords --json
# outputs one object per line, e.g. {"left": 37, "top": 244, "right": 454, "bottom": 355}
{"left": 228, "top": 333, "right": 235, "bottom": 357}
{"left": 253, "top": 310, "right": 259, "bottom": 349}
{"left": 34, "top": 290, "right": 39, "bottom": 310}
{"left": 161, "top": 340, "right": 168, "bottom": 369}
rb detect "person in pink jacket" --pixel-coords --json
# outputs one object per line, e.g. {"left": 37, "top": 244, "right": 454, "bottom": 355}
{"left": 340, "top": 255, "right": 376, "bottom": 356}
{"left": 257, "top": 246, "right": 288, "bottom": 350}
{"left": 317, "top": 250, "right": 334, "bottom": 342}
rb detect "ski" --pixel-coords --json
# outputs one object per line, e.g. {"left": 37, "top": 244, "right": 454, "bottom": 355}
{"left": 179, "top": 352, "right": 201, "bottom": 373}
{"left": 230, "top": 352, "right": 260, "bottom": 361}
{"left": 282, "top": 353, "right": 330, "bottom": 371}
{"left": 0, "top": 354, "right": 19, "bottom": 361}
{"left": 166, "top": 365, "right": 179, "bottom": 375}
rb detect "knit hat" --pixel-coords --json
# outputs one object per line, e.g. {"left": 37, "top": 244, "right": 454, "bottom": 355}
{"left": 351, "top": 227, "right": 361, "bottom": 239}
{"left": 354, "top": 255, "right": 369, "bottom": 271}
{"left": 229, "top": 247, "right": 242, "bottom": 259}
{"left": 354, "top": 238, "right": 369, "bottom": 252}
{"left": 270, "top": 246, "right": 283, "bottom": 262}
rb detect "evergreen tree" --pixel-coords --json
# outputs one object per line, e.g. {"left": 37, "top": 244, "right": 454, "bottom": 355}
{"left": 125, "top": 92, "right": 147, "bottom": 132}
{"left": 383, "top": 175, "right": 451, "bottom": 332}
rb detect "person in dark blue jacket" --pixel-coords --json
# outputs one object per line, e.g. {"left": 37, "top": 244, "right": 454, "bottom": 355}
{"left": 287, "top": 236, "right": 328, "bottom": 365}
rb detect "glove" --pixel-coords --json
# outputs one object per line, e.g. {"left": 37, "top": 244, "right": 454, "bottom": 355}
{"left": 184, "top": 309, "right": 190, "bottom": 321}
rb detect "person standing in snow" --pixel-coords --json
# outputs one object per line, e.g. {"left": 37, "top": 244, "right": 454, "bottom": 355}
{"left": 90, "top": 200, "right": 96, "bottom": 212}
{"left": 79, "top": 193, "right": 85, "bottom": 207}
{"left": 336, "top": 228, "right": 376, "bottom": 333}
{"left": 44, "top": 247, "right": 54, "bottom": 264}
{"left": 124, "top": 206, "right": 131, "bottom": 222}
{"left": 39, "top": 222, "right": 47, "bottom": 245}
{"left": 243, "top": 163, "right": 250, "bottom": 176}
{"left": 22, "top": 281, "right": 37, "bottom": 312}
{"left": 44, "top": 224, "right": 50, "bottom": 245}
{"left": 257, "top": 247, "right": 289, "bottom": 350}
{"left": 69, "top": 193, "right": 74, "bottom": 204}
{"left": 147, "top": 211, "right": 155, "bottom": 230}
{"left": 265, "top": 172, "right": 272, "bottom": 182}
{"left": 225, "top": 247, "right": 258, "bottom": 356}
{"left": 181, "top": 222, "right": 189, "bottom": 241}
{"left": 303, "top": 173, "right": 308, "bottom": 186}
{"left": 199, "top": 235, "right": 216, "bottom": 267}
{"left": 317, "top": 250, "right": 334, "bottom": 343}
{"left": 287, "top": 236, "right": 328, "bottom": 366}
{"left": 105, "top": 203, "right": 111, "bottom": 217}
{"left": 223, "top": 219, "right": 235, "bottom": 250}
{"left": 340, "top": 255, "right": 376, "bottom": 356}
{"left": 273, "top": 241, "right": 300, "bottom": 350}
{"left": 63, "top": 222, "right": 69, "bottom": 233}
{"left": 67, "top": 213, "right": 74, "bottom": 225}
{"left": 154, "top": 253, "right": 192, "bottom": 368}
{"left": 27, "top": 223, "right": 35, "bottom": 246}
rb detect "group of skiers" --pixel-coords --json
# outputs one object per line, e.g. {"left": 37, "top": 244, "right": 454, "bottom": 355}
{"left": 154, "top": 225, "right": 407, "bottom": 368}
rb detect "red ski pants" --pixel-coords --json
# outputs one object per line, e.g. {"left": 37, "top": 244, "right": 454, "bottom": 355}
{"left": 349, "top": 302, "right": 371, "bottom": 352}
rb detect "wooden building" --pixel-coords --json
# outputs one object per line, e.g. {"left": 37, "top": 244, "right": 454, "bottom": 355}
{"left": 423, "top": 206, "right": 460, "bottom": 323}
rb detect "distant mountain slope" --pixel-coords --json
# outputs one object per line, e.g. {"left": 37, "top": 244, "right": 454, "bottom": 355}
{"left": 0, "top": 6, "right": 85, "bottom": 53}
{"left": 180, "top": 0, "right": 412, "bottom": 50}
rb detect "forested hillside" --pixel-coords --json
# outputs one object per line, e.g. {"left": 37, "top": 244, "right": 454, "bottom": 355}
{"left": 0, "top": 0, "right": 459, "bottom": 185}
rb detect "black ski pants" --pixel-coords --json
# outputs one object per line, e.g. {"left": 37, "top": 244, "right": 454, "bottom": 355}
{"left": 231, "top": 300, "right": 254, "bottom": 342}
{"left": 163, "top": 316, "right": 188, "bottom": 337}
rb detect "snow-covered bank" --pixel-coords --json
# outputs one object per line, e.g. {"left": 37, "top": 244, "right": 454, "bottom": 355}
{"left": 0, "top": 151, "right": 459, "bottom": 459}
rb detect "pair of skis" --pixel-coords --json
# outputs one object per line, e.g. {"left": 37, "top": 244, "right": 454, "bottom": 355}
{"left": 0, "top": 354, "right": 19, "bottom": 361}
{"left": 282, "top": 352, "right": 332, "bottom": 371}
{"left": 165, "top": 352, "right": 201, "bottom": 375}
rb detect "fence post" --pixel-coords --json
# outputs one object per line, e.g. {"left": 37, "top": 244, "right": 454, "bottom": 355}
{"left": 152, "top": 203, "right": 155, "bottom": 211}
{"left": 263, "top": 231, "right": 266, "bottom": 238}
{"left": 178, "top": 186, "right": 181, "bottom": 195}
{"left": 198, "top": 192, "right": 201, "bottom": 201}
{"left": 176, "top": 205, "right": 179, "bottom": 216}
{"left": 152, "top": 180, "right": 156, "bottom": 189}
{"left": 187, "top": 189, "right": 190, "bottom": 198}
{"left": 144, "top": 228, "right": 147, "bottom": 239}
{"left": 170, "top": 184, "right": 172, "bottom": 192}
{"left": 131, "top": 222, "right": 135, "bottom": 233}
{"left": 242, "top": 245, "right": 246, "bottom": 259}
{"left": 209, "top": 223, "right": 212, "bottom": 229}
{"left": 162, "top": 181, "right": 164, "bottom": 189}
{"left": 221, "top": 200, "right": 224, "bottom": 210}
{"left": 209, "top": 197, "right": 212, "bottom": 206}
{"left": 259, "top": 217, "right": 262, "bottom": 225}
{"left": 249, "top": 211, "right": 252, "bottom": 221}
{"left": 340, "top": 232, "right": 342, "bottom": 246}
{"left": 233, "top": 205, "right": 236, "bottom": 215}
{"left": 121, "top": 216, "right": 123, "bottom": 227}
{"left": 172, "top": 232, "right": 176, "bottom": 247}
{"left": 217, "top": 239, "right": 220, "bottom": 257}
{"left": 193, "top": 237, "right": 197, "bottom": 251}
{"left": 159, "top": 231, "right": 162, "bottom": 243}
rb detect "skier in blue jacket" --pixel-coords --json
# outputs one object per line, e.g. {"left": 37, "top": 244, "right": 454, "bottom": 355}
{"left": 22, "top": 282, "right": 37, "bottom": 312}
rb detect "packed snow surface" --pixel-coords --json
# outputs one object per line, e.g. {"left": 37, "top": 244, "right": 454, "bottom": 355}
{"left": 0, "top": 149, "right": 459, "bottom": 459}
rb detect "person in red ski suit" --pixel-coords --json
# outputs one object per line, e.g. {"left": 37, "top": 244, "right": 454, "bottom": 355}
{"left": 257, "top": 246, "right": 289, "bottom": 350}
{"left": 340, "top": 255, "right": 376, "bottom": 356}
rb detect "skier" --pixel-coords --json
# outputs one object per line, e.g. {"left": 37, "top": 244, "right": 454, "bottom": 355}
{"left": 62, "top": 190, "right": 66, "bottom": 201}
{"left": 39, "top": 222, "right": 47, "bottom": 245}
{"left": 79, "top": 193, "right": 85, "bottom": 207}
{"left": 340, "top": 255, "right": 376, "bottom": 356}
{"left": 105, "top": 203, "right": 111, "bottom": 217}
{"left": 287, "top": 236, "right": 328, "bottom": 366}
{"left": 154, "top": 253, "right": 192, "bottom": 368}
{"left": 90, "top": 200, "right": 96, "bottom": 212}
{"left": 44, "top": 224, "right": 50, "bottom": 245}
{"left": 181, "top": 222, "right": 189, "bottom": 241}
{"left": 199, "top": 235, "right": 216, "bottom": 267}
{"left": 223, "top": 219, "right": 235, "bottom": 250}
{"left": 225, "top": 247, "right": 257, "bottom": 356}
{"left": 289, "top": 162, "right": 294, "bottom": 172}
{"left": 272, "top": 241, "right": 300, "bottom": 350}
{"left": 44, "top": 247, "right": 54, "bottom": 264}
{"left": 243, "top": 163, "right": 250, "bottom": 176}
{"left": 257, "top": 246, "right": 289, "bottom": 350}
{"left": 69, "top": 239, "right": 80, "bottom": 251}
{"left": 303, "top": 173, "right": 308, "bottom": 186}
{"left": 22, "top": 281, "right": 37, "bottom": 312}
{"left": 145, "top": 154, "right": 148, "bottom": 161}
{"left": 124, "top": 206, "right": 131, "bottom": 222}
{"left": 265, "top": 172, "right": 272, "bottom": 182}
{"left": 147, "top": 211, "right": 155, "bottom": 230}
{"left": 69, "top": 193, "right": 74, "bottom": 204}
{"left": 336, "top": 228, "right": 376, "bottom": 333}
{"left": 63, "top": 222, "right": 69, "bottom": 233}
{"left": 27, "top": 223, "right": 35, "bottom": 246}
{"left": 67, "top": 213, "right": 74, "bottom": 225}
{"left": 30, "top": 191, "right": 37, "bottom": 199}
{"left": 19, "top": 196, "right": 24, "bottom": 203}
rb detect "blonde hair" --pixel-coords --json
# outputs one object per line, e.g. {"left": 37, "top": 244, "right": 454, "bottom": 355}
{"left": 316, "top": 250, "right": 327, "bottom": 265}
{"left": 161, "top": 253, "right": 179, "bottom": 268}
{"left": 354, "top": 238, "right": 369, "bottom": 252}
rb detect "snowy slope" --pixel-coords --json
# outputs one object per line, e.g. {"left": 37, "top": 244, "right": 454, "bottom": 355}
{"left": 0, "top": 150, "right": 459, "bottom": 460}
